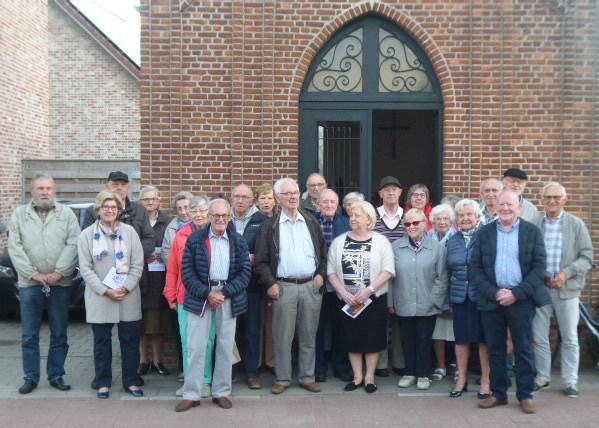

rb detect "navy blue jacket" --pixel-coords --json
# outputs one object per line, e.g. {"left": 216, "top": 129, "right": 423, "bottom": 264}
{"left": 331, "top": 214, "right": 351, "bottom": 242}
{"left": 243, "top": 210, "right": 267, "bottom": 293}
{"left": 446, "top": 231, "right": 477, "bottom": 304}
{"left": 470, "top": 219, "right": 550, "bottom": 311}
{"left": 182, "top": 224, "right": 251, "bottom": 317}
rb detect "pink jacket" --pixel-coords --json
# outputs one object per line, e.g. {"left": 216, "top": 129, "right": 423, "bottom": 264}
{"left": 163, "top": 223, "right": 194, "bottom": 305}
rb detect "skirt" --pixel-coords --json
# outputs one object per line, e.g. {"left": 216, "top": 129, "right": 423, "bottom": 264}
{"left": 452, "top": 298, "right": 484, "bottom": 344}
{"left": 337, "top": 293, "right": 388, "bottom": 353}
{"left": 432, "top": 316, "right": 455, "bottom": 341}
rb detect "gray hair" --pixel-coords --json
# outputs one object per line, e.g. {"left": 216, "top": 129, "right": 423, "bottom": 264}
{"left": 190, "top": 195, "right": 210, "bottom": 209}
{"left": 431, "top": 204, "right": 456, "bottom": 224}
{"left": 454, "top": 198, "right": 483, "bottom": 218}
{"left": 208, "top": 198, "right": 231, "bottom": 213}
{"left": 342, "top": 191, "right": 365, "bottom": 208}
{"left": 30, "top": 173, "right": 54, "bottom": 190}
{"left": 440, "top": 194, "right": 459, "bottom": 208}
{"left": 318, "top": 188, "right": 338, "bottom": 202}
{"left": 273, "top": 177, "right": 298, "bottom": 195}
{"left": 139, "top": 185, "right": 160, "bottom": 199}
{"left": 541, "top": 181, "right": 567, "bottom": 197}
{"left": 306, "top": 172, "right": 326, "bottom": 186}
{"left": 171, "top": 191, "right": 194, "bottom": 210}
{"left": 406, "top": 183, "right": 430, "bottom": 204}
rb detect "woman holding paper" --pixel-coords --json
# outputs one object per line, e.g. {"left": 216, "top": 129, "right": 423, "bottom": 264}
{"left": 390, "top": 208, "right": 448, "bottom": 391}
{"left": 78, "top": 190, "right": 145, "bottom": 399}
{"left": 327, "top": 201, "right": 395, "bottom": 393}
{"left": 137, "top": 185, "right": 172, "bottom": 376}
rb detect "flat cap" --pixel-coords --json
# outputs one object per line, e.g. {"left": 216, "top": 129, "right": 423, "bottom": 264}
{"left": 107, "top": 171, "right": 129, "bottom": 182}
{"left": 503, "top": 168, "right": 528, "bottom": 181}
{"left": 378, "top": 176, "right": 402, "bottom": 190}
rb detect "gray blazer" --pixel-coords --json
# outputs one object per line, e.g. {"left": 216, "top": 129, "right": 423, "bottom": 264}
{"left": 532, "top": 211, "right": 594, "bottom": 299}
{"left": 78, "top": 222, "right": 144, "bottom": 324}
{"left": 390, "top": 234, "right": 448, "bottom": 317}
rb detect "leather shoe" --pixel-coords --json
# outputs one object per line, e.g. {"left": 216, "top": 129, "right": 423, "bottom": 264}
{"left": 478, "top": 396, "right": 508, "bottom": 409}
{"left": 247, "top": 377, "right": 262, "bottom": 390}
{"left": 520, "top": 399, "right": 536, "bottom": 414}
{"left": 300, "top": 382, "right": 321, "bottom": 393}
{"left": 18, "top": 379, "right": 37, "bottom": 394}
{"left": 271, "top": 383, "right": 288, "bottom": 394}
{"left": 344, "top": 381, "right": 363, "bottom": 392}
{"left": 212, "top": 396, "right": 232, "bottom": 409}
{"left": 364, "top": 383, "right": 377, "bottom": 394}
{"left": 49, "top": 378, "right": 71, "bottom": 391}
{"left": 175, "top": 399, "right": 201, "bottom": 412}
{"left": 152, "top": 363, "right": 169, "bottom": 376}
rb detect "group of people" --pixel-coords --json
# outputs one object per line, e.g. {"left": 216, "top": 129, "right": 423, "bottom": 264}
{"left": 7, "top": 166, "right": 593, "bottom": 415}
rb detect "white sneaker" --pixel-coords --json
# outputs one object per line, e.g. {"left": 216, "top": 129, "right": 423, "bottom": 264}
{"left": 201, "top": 384, "right": 211, "bottom": 398}
{"left": 417, "top": 377, "right": 431, "bottom": 390}
{"left": 431, "top": 368, "right": 446, "bottom": 381}
{"left": 175, "top": 386, "right": 183, "bottom": 397}
{"left": 398, "top": 375, "right": 416, "bottom": 388}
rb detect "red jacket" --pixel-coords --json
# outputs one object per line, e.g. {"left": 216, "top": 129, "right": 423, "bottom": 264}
{"left": 163, "top": 222, "right": 194, "bottom": 305}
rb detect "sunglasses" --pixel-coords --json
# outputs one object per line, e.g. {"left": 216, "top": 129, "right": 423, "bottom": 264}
{"left": 404, "top": 220, "right": 423, "bottom": 228}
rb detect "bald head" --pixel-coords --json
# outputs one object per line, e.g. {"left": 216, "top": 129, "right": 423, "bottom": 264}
{"left": 497, "top": 190, "right": 521, "bottom": 227}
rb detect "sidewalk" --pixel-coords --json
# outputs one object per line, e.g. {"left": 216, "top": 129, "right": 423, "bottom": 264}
{"left": 1, "top": 319, "right": 599, "bottom": 427}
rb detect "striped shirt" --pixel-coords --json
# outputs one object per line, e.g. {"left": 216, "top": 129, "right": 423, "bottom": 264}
{"left": 543, "top": 211, "right": 564, "bottom": 275}
{"left": 495, "top": 220, "right": 522, "bottom": 288}
{"left": 209, "top": 227, "right": 230, "bottom": 281}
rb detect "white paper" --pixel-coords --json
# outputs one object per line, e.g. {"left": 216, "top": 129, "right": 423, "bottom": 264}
{"left": 148, "top": 246, "right": 166, "bottom": 272}
{"left": 342, "top": 298, "right": 372, "bottom": 319}
{"left": 102, "top": 266, "right": 128, "bottom": 290}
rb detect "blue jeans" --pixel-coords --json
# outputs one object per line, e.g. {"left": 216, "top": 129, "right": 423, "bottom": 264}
{"left": 91, "top": 321, "right": 141, "bottom": 389}
{"left": 243, "top": 292, "right": 262, "bottom": 378}
{"left": 19, "top": 285, "right": 70, "bottom": 383}
{"left": 480, "top": 300, "right": 536, "bottom": 401}
{"left": 315, "top": 292, "right": 350, "bottom": 377}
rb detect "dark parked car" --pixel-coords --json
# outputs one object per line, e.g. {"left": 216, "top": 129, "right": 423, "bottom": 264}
{"left": 0, "top": 202, "right": 92, "bottom": 317}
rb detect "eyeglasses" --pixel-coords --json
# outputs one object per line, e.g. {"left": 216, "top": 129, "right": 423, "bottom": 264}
{"left": 404, "top": 220, "right": 423, "bottom": 228}
{"left": 101, "top": 205, "right": 119, "bottom": 212}
{"left": 483, "top": 188, "right": 501, "bottom": 193}
{"left": 140, "top": 197, "right": 158, "bottom": 203}
{"left": 307, "top": 182, "right": 325, "bottom": 188}
{"left": 232, "top": 195, "right": 252, "bottom": 200}
{"left": 411, "top": 193, "right": 427, "bottom": 199}
{"left": 210, "top": 213, "right": 230, "bottom": 220}
{"left": 278, "top": 191, "right": 300, "bottom": 197}
{"left": 190, "top": 208, "right": 208, "bottom": 214}
{"left": 543, "top": 195, "right": 563, "bottom": 200}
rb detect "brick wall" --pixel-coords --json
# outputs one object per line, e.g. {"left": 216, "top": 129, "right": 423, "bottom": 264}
{"left": 0, "top": 0, "right": 50, "bottom": 244}
{"left": 48, "top": 1, "right": 140, "bottom": 161}
{"left": 140, "top": 0, "right": 598, "bottom": 302}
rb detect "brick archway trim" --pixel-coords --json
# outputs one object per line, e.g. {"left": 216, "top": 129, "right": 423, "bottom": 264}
{"left": 290, "top": 1, "right": 455, "bottom": 107}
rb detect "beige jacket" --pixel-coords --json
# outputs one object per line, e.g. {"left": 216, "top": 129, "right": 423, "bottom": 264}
{"left": 78, "top": 222, "right": 144, "bottom": 324}
{"left": 8, "top": 201, "right": 80, "bottom": 287}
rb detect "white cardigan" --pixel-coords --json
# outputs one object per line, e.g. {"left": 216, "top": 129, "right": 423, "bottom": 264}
{"left": 327, "top": 231, "right": 396, "bottom": 298}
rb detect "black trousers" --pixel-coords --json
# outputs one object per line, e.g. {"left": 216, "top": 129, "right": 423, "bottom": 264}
{"left": 91, "top": 321, "right": 141, "bottom": 389}
{"left": 397, "top": 315, "right": 437, "bottom": 378}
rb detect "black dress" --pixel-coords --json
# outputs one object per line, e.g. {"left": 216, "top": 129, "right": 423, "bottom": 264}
{"left": 337, "top": 236, "right": 388, "bottom": 353}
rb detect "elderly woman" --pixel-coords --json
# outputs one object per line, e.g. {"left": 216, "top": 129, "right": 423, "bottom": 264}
{"left": 327, "top": 201, "right": 395, "bottom": 393}
{"left": 137, "top": 186, "right": 172, "bottom": 376}
{"left": 429, "top": 204, "right": 457, "bottom": 381}
{"left": 391, "top": 208, "right": 448, "bottom": 390}
{"left": 405, "top": 184, "right": 433, "bottom": 230}
{"left": 341, "top": 191, "right": 365, "bottom": 217}
{"left": 161, "top": 191, "right": 194, "bottom": 265}
{"left": 163, "top": 196, "right": 216, "bottom": 398}
{"left": 447, "top": 199, "right": 490, "bottom": 398}
{"left": 78, "top": 190, "right": 144, "bottom": 399}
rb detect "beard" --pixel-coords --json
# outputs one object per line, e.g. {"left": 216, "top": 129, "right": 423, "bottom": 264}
{"left": 32, "top": 197, "right": 55, "bottom": 210}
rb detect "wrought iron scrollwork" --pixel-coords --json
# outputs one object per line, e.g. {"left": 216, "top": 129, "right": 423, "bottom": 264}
{"left": 379, "top": 29, "right": 432, "bottom": 93}
{"left": 307, "top": 29, "right": 363, "bottom": 93}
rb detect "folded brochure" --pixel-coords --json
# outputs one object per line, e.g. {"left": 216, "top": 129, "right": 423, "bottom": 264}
{"left": 342, "top": 298, "right": 372, "bottom": 319}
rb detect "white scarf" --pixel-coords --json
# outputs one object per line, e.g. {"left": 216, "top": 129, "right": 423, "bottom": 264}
{"left": 92, "top": 220, "right": 129, "bottom": 274}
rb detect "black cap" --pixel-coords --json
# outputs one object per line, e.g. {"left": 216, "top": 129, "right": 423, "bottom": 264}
{"left": 107, "top": 171, "right": 129, "bottom": 182}
{"left": 503, "top": 168, "right": 528, "bottom": 181}
{"left": 378, "top": 176, "right": 402, "bottom": 190}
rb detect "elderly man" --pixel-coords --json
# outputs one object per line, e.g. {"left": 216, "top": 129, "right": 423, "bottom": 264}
{"left": 301, "top": 172, "right": 327, "bottom": 214}
{"left": 255, "top": 177, "right": 327, "bottom": 394}
{"left": 175, "top": 199, "right": 251, "bottom": 411}
{"left": 373, "top": 176, "right": 406, "bottom": 377}
{"left": 480, "top": 178, "right": 503, "bottom": 224}
{"left": 532, "top": 182, "right": 593, "bottom": 398}
{"left": 502, "top": 168, "right": 538, "bottom": 221}
{"left": 83, "top": 171, "right": 154, "bottom": 257}
{"left": 8, "top": 173, "right": 81, "bottom": 394}
{"left": 471, "top": 190, "right": 549, "bottom": 414}
{"left": 230, "top": 183, "right": 268, "bottom": 389}
{"left": 314, "top": 188, "right": 352, "bottom": 382}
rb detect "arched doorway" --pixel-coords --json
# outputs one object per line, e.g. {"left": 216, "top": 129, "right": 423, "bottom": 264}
{"left": 299, "top": 14, "right": 443, "bottom": 204}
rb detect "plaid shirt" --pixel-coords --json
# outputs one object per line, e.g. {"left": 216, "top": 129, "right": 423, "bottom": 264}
{"left": 543, "top": 211, "right": 564, "bottom": 275}
{"left": 318, "top": 213, "right": 334, "bottom": 248}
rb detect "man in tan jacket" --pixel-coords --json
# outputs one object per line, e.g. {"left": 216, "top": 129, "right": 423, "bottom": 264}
{"left": 8, "top": 173, "right": 80, "bottom": 394}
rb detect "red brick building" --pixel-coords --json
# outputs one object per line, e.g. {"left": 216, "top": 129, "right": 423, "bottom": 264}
{"left": 141, "top": 1, "right": 598, "bottom": 300}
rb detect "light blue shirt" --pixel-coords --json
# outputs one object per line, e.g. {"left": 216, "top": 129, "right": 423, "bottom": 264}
{"left": 494, "top": 220, "right": 522, "bottom": 288}
{"left": 209, "top": 227, "right": 229, "bottom": 281}
{"left": 276, "top": 211, "right": 317, "bottom": 278}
